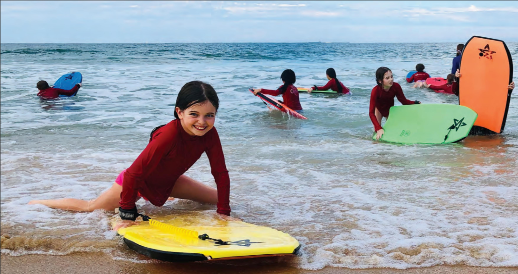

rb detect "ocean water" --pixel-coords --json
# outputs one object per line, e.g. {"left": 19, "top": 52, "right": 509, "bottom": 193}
{"left": 1, "top": 42, "right": 517, "bottom": 269}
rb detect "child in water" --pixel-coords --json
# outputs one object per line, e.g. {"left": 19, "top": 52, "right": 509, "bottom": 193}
{"left": 424, "top": 74, "right": 458, "bottom": 95}
{"left": 308, "top": 68, "right": 351, "bottom": 94}
{"left": 251, "top": 69, "right": 303, "bottom": 113}
{"left": 29, "top": 81, "right": 233, "bottom": 222}
{"left": 37, "top": 80, "right": 81, "bottom": 99}
{"left": 451, "top": 44, "right": 464, "bottom": 75}
{"left": 406, "top": 63, "right": 430, "bottom": 88}
{"left": 370, "top": 67, "right": 421, "bottom": 140}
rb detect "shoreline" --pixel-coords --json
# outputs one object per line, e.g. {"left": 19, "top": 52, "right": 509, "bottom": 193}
{"left": 2, "top": 253, "right": 518, "bottom": 274}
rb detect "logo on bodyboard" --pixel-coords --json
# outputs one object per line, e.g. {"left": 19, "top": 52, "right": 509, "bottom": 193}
{"left": 399, "top": 130, "right": 410, "bottom": 137}
{"left": 478, "top": 44, "right": 496, "bottom": 60}
{"left": 444, "top": 117, "right": 467, "bottom": 142}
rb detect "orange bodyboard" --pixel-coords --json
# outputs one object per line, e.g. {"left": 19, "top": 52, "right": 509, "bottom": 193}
{"left": 459, "top": 36, "right": 513, "bottom": 133}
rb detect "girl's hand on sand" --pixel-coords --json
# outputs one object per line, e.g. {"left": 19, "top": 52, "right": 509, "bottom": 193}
{"left": 113, "top": 220, "right": 138, "bottom": 231}
{"left": 376, "top": 129, "right": 384, "bottom": 140}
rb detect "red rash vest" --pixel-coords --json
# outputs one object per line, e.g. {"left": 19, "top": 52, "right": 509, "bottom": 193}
{"left": 406, "top": 72, "right": 431, "bottom": 83}
{"left": 428, "top": 82, "right": 458, "bottom": 95}
{"left": 369, "top": 82, "right": 416, "bottom": 132}
{"left": 261, "top": 84, "right": 302, "bottom": 110}
{"left": 37, "top": 84, "right": 80, "bottom": 99}
{"left": 316, "top": 78, "right": 351, "bottom": 94}
{"left": 119, "top": 119, "right": 231, "bottom": 216}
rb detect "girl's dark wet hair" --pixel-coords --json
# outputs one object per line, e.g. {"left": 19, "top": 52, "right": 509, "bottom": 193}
{"left": 456, "top": 44, "right": 464, "bottom": 56}
{"left": 375, "top": 67, "right": 391, "bottom": 87}
{"left": 416, "top": 63, "right": 425, "bottom": 72}
{"left": 326, "top": 68, "right": 342, "bottom": 93}
{"left": 279, "top": 69, "right": 296, "bottom": 94}
{"left": 446, "top": 74, "right": 455, "bottom": 85}
{"left": 37, "top": 80, "right": 50, "bottom": 90}
{"left": 173, "top": 81, "right": 219, "bottom": 120}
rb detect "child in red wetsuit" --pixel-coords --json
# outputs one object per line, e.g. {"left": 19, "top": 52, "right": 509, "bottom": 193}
{"left": 36, "top": 80, "right": 81, "bottom": 99}
{"left": 251, "top": 69, "right": 303, "bottom": 113}
{"left": 308, "top": 68, "right": 351, "bottom": 94}
{"left": 29, "top": 81, "right": 234, "bottom": 222}
{"left": 406, "top": 63, "right": 430, "bottom": 88}
{"left": 370, "top": 67, "right": 421, "bottom": 140}
{"left": 424, "top": 74, "right": 458, "bottom": 95}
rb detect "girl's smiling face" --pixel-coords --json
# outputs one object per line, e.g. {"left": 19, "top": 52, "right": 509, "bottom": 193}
{"left": 381, "top": 70, "right": 393, "bottom": 89}
{"left": 176, "top": 100, "right": 216, "bottom": 136}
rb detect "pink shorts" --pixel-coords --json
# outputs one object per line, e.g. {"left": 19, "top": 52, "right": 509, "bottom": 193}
{"left": 116, "top": 169, "right": 147, "bottom": 200}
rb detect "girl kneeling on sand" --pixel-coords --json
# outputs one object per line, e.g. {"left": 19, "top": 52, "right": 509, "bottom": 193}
{"left": 29, "top": 81, "right": 232, "bottom": 222}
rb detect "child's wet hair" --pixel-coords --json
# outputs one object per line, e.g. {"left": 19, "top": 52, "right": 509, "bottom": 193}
{"left": 446, "top": 74, "right": 455, "bottom": 85}
{"left": 174, "top": 81, "right": 219, "bottom": 119}
{"left": 326, "top": 68, "right": 342, "bottom": 93}
{"left": 36, "top": 80, "right": 50, "bottom": 90}
{"left": 416, "top": 63, "right": 425, "bottom": 72}
{"left": 456, "top": 44, "right": 464, "bottom": 56}
{"left": 375, "top": 67, "right": 391, "bottom": 87}
{"left": 279, "top": 69, "right": 296, "bottom": 94}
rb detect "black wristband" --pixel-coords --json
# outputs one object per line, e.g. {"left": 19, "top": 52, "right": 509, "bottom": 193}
{"left": 414, "top": 100, "right": 421, "bottom": 104}
{"left": 119, "top": 207, "right": 138, "bottom": 221}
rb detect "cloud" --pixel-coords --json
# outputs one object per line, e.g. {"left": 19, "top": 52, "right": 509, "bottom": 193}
{"left": 223, "top": 3, "right": 306, "bottom": 14}
{"left": 300, "top": 11, "right": 340, "bottom": 17}
{"left": 400, "top": 5, "right": 518, "bottom": 22}
{"left": 278, "top": 4, "right": 306, "bottom": 7}
{"left": 1, "top": 5, "right": 33, "bottom": 11}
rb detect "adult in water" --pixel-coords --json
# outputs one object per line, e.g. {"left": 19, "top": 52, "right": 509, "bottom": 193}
{"left": 452, "top": 44, "right": 464, "bottom": 75}
{"left": 29, "top": 81, "right": 233, "bottom": 223}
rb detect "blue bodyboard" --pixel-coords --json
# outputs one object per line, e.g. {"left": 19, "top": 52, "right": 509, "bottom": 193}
{"left": 406, "top": 71, "right": 417, "bottom": 82}
{"left": 53, "top": 72, "right": 82, "bottom": 97}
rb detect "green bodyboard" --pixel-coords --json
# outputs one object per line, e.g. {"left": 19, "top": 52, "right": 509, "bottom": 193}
{"left": 297, "top": 88, "right": 337, "bottom": 94}
{"left": 373, "top": 104, "right": 478, "bottom": 144}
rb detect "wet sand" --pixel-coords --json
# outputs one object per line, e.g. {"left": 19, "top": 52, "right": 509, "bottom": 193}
{"left": 2, "top": 253, "right": 517, "bottom": 274}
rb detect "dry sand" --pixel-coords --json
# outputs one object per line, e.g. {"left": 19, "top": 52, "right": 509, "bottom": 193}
{"left": 2, "top": 253, "right": 518, "bottom": 274}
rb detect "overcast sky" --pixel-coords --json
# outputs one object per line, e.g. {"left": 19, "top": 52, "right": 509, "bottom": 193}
{"left": 2, "top": 1, "right": 518, "bottom": 43}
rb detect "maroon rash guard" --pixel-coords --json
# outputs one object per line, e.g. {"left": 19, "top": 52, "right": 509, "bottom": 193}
{"left": 369, "top": 82, "right": 416, "bottom": 132}
{"left": 119, "top": 119, "right": 231, "bottom": 216}
{"left": 261, "top": 84, "right": 302, "bottom": 110}
{"left": 37, "top": 84, "right": 80, "bottom": 99}
{"left": 428, "top": 82, "right": 458, "bottom": 95}
{"left": 406, "top": 72, "right": 431, "bottom": 83}
{"left": 315, "top": 78, "right": 351, "bottom": 94}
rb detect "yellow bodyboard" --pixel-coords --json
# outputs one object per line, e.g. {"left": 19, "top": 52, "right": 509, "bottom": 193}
{"left": 112, "top": 212, "right": 300, "bottom": 262}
